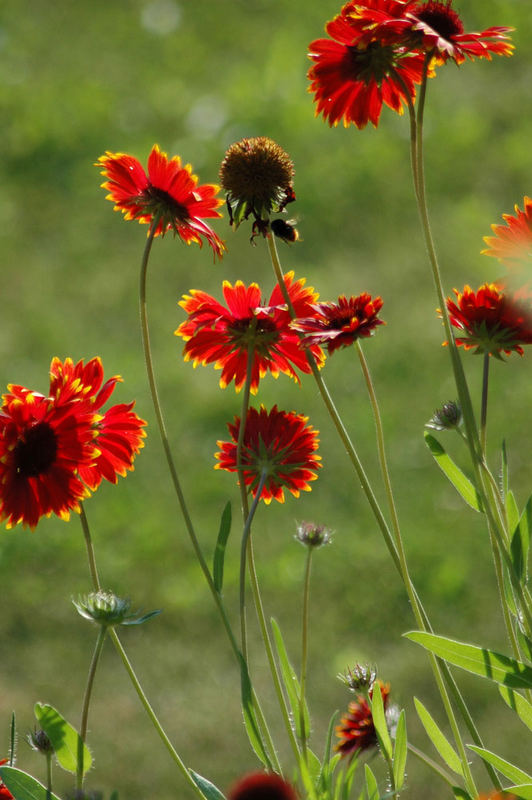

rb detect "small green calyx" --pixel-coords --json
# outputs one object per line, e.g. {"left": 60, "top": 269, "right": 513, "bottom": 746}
{"left": 295, "top": 520, "right": 332, "bottom": 549}
{"left": 72, "top": 590, "right": 161, "bottom": 628}
{"left": 426, "top": 401, "right": 462, "bottom": 431}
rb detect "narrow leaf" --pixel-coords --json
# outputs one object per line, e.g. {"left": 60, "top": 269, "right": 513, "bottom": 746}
{"left": 271, "top": 618, "right": 310, "bottom": 739}
{"left": 406, "top": 632, "right": 532, "bottom": 689}
{"left": 424, "top": 433, "right": 482, "bottom": 511}
{"left": 510, "top": 494, "right": 532, "bottom": 583}
{"left": 414, "top": 698, "right": 463, "bottom": 776}
{"left": 452, "top": 789, "right": 473, "bottom": 800}
{"left": 189, "top": 770, "right": 226, "bottom": 800}
{"left": 213, "top": 502, "right": 231, "bottom": 593}
{"left": 500, "top": 440, "right": 509, "bottom": 498}
{"left": 506, "top": 491, "right": 520, "bottom": 539}
{"left": 238, "top": 656, "right": 271, "bottom": 769}
{"left": 319, "top": 711, "right": 339, "bottom": 793}
{"left": 364, "top": 764, "right": 379, "bottom": 800}
{"left": 371, "top": 683, "right": 392, "bottom": 762}
{"left": 34, "top": 703, "right": 92, "bottom": 776}
{"left": 0, "top": 766, "right": 62, "bottom": 800}
{"left": 504, "top": 785, "right": 532, "bottom": 800}
{"left": 499, "top": 685, "right": 532, "bottom": 732}
{"left": 9, "top": 712, "right": 16, "bottom": 765}
{"left": 468, "top": 745, "right": 532, "bottom": 785}
{"left": 392, "top": 710, "right": 407, "bottom": 791}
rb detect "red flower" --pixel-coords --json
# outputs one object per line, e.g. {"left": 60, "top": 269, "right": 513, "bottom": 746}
{"left": 228, "top": 772, "right": 298, "bottom": 800}
{"left": 215, "top": 405, "right": 321, "bottom": 504}
{"left": 308, "top": 0, "right": 427, "bottom": 128}
{"left": 0, "top": 358, "right": 146, "bottom": 529}
{"left": 97, "top": 145, "right": 225, "bottom": 259}
{"left": 176, "top": 272, "right": 324, "bottom": 393}
{"left": 0, "top": 760, "right": 14, "bottom": 800}
{"left": 292, "top": 294, "right": 384, "bottom": 354}
{"left": 445, "top": 283, "right": 532, "bottom": 358}
{"left": 336, "top": 681, "right": 390, "bottom": 758}
{"left": 349, "top": 0, "right": 513, "bottom": 65}
{"left": 49, "top": 357, "right": 146, "bottom": 490}
{"left": 482, "top": 197, "right": 532, "bottom": 274}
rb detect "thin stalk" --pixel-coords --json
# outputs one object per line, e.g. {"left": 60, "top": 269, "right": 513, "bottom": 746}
{"left": 239, "top": 464, "right": 262, "bottom": 660}
{"left": 480, "top": 353, "right": 490, "bottom": 454}
{"left": 76, "top": 627, "right": 107, "bottom": 791}
{"left": 45, "top": 753, "right": 52, "bottom": 800}
{"left": 299, "top": 547, "right": 313, "bottom": 761}
{"left": 237, "top": 332, "right": 256, "bottom": 661}
{"left": 109, "top": 627, "right": 208, "bottom": 800}
{"left": 407, "top": 743, "right": 455, "bottom": 787}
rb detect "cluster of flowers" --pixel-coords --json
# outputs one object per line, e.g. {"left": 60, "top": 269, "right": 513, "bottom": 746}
{"left": 0, "top": 358, "right": 145, "bottom": 529}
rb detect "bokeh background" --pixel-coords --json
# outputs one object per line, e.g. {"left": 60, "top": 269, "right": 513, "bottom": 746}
{"left": 1, "top": 1, "right": 531, "bottom": 798}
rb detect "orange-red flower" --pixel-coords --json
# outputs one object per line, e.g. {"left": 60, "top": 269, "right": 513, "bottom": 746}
{"left": 336, "top": 681, "right": 390, "bottom": 758}
{"left": 482, "top": 197, "right": 532, "bottom": 275}
{"left": 445, "top": 283, "right": 532, "bottom": 358}
{"left": 308, "top": 1, "right": 427, "bottom": 128}
{"left": 176, "top": 273, "right": 324, "bottom": 393}
{"left": 347, "top": 0, "right": 513, "bottom": 65}
{"left": 228, "top": 772, "right": 298, "bottom": 800}
{"left": 215, "top": 405, "right": 321, "bottom": 504}
{"left": 97, "top": 145, "right": 225, "bottom": 259}
{"left": 292, "top": 293, "right": 384, "bottom": 354}
{"left": 0, "top": 358, "right": 146, "bottom": 529}
{"left": 0, "top": 760, "right": 14, "bottom": 800}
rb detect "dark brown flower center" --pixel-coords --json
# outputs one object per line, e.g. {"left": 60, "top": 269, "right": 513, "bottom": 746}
{"left": 346, "top": 42, "right": 397, "bottom": 84}
{"left": 14, "top": 422, "right": 58, "bottom": 477}
{"left": 219, "top": 137, "right": 294, "bottom": 207}
{"left": 414, "top": 1, "right": 464, "bottom": 39}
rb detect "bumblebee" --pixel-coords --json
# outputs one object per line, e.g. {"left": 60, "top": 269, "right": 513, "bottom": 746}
{"left": 270, "top": 218, "right": 300, "bottom": 244}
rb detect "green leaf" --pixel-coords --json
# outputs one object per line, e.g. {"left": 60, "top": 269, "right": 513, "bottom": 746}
{"left": 238, "top": 656, "right": 271, "bottom": 769}
{"left": 109, "top": 792, "right": 119, "bottom": 800}
{"left": 392, "top": 710, "right": 407, "bottom": 791}
{"left": 510, "top": 494, "right": 532, "bottom": 583}
{"left": 213, "top": 502, "right": 231, "bottom": 593}
{"left": 468, "top": 745, "right": 532, "bottom": 785}
{"left": 271, "top": 618, "right": 310, "bottom": 740}
{"left": 506, "top": 490, "right": 520, "bottom": 538}
{"left": 504, "top": 785, "right": 532, "bottom": 800}
{"left": 424, "top": 433, "right": 482, "bottom": 511}
{"left": 499, "top": 685, "right": 532, "bottom": 732}
{"left": 34, "top": 703, "right": 92, "bottom": 776}
{"left": 121, "top": 609, "right": 162, "bottom": 625}
{"left": 319, "top": 711, "right": 339, "bottom": 794}
{"left": 406, "top": 632, "right": 532, "bottom": 689}
{"left": 501, "top": 440, "right": 509, "bottom": 499}
{"left": 452, "top": 789, "right": 473, "bottom": 800}
{"left": 0, "top": 766, "right": 62, "bottom": 800}
{"left": 9, "top": 712, "right": 16, "bottom": 765}
{"left": 413, "top": 697, "right": 463, "bottom": 776}
{"left": 189, "top": 770, "right": 226, "bottom": 800}
{"left": 364, "top": 764, "right": 379, "bottom": 800}
{"left": 371, "top": 684, "right": 392, "bottom": 762}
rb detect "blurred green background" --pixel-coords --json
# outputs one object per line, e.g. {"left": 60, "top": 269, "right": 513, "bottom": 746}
{"left": 1, "top": 1, "right": 531, "bottom": 798}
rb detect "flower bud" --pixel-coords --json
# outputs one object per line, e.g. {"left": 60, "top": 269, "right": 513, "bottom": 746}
{"left": 72, "top": 591, "right": 160, "bottom": 628}
{"left": 338, "top": 663, "right": 376, "bottom": 693}
{"left": 426, "top": 401, "right": 462, "bottom": 431}
{"left": 27, "top": 729, "right": 53, "bottom": 755}
{"left": 295, "top": 521, "right": 332, "bottom": 548}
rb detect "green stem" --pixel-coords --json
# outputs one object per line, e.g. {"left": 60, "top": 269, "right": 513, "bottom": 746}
{"left": 237, "top": 332, "right": 256, "bottom": 661}
{"left": 299, "top": 547, "right": 313, "bottom": 761}
{"left": 109, "top": 628, "right": 207, "bottom": 800}
{"left": 45, "top": 753, "right": 52, "bottom": 800}
{"left": 407, "top": 743, "right": 455, "bottom": 787}
{"left": 76, "top": 627, "right": 107, "bottom": 791}
{"left": 480, "top": 353, "right": 490, "bottom": 455}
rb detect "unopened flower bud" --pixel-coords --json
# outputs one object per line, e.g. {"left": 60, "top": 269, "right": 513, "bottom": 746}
{"left": 338, "top": 663, "right": 377, "bottom": 694}
{"left": 295, "top": 521, "right": 332, "bottom": 549}
{"left": 72, "top": 591, "right": 160, "bottom": 628}
{"left": 27, "top": 729, "right": 53, "bottom": 755}
{"left": 426, "top": 401, "right": 462, "bottom": 431}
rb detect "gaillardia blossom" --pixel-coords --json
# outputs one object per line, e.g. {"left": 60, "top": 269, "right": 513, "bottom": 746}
{"left": 308, "top": 1, "right": 427, "bottom": 128}
{"left": 176, "top": 272, "right": 324, "bottom": 393}
{"left": 292, "top": 293, "right": 384, "bottom": 354}
{"left": 215, "top": 405, "right": 321, "bottom": 504}
{"left": 219, "top": 137, "right": 295, "bottom": 232}
{"left": 482, "top": 196, "right": 532, "bottom": 274}
{"left": 336, "top": 680, "right": 390, "bottom": 758}
{"left": 228, "top": 772, "right": 298, "bottom": 800}
{"left": 444, "top": 283, "right": 532, "bottom": 358}
{"left": 0, "top": 358, "right": 146, "bottom": 529}
{"left": 97, "top": 145, "right": 225, "bottom": 258}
